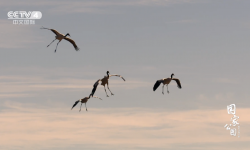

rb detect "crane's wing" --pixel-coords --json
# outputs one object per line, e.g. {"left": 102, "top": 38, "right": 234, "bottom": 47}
{"left": 71, "top": 100, "right": 80, "bottom": 110}
{"left": 40, "top": 26, "right": 61, "bottom": 35}
{"left": 172, "top": 78, "right": 182, "bottom": 89}
{"left": 109, "top": 74, "right": 126, "bottom": 81}
{"left": 50, "top": 29, "right": 61, "bottom": 35}
{"left": 90, "top": 79, "right": 101, "bottom": 97}
{"left": 153, "top": 79, "right": 163, "bottom": 91}
{"left": 64, "top": 37, "right": 80, "bottom": 51}
{"left": 92, "top": 96, "right": 102, "bottom": 100}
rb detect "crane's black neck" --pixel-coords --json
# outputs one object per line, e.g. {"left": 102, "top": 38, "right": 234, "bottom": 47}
{"left": 107, "top": 71, "right": 109, "bottom": 76}
{"left": 64, "top": 33, "right": 70, "bottom": 37}
{"left": 171, "top": 74, "right": 174, "bottom": 79}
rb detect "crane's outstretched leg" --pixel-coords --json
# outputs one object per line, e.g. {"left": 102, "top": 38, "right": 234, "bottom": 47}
{"left": 167, "top": 85, "right": 169, "bottom": 94}
{"left": 47, "top": 39, "right": 56, "bottom": 47}
{"left": 79, "top": 103, "right": 82, "bottom": 112}
{"left": 104, "top": 86, "right": 109, "bottom": 97}
{"left": 162, "top": 85, "right": 164, "bottom": 95}
{"left": 55, "top": 41, "right": 61, "bottom": 53}
{"left": 107, "top": 83, "right": 114, "bottom": 95}
{"left": 85, "top": 103, "right": 88, "bottom": 111}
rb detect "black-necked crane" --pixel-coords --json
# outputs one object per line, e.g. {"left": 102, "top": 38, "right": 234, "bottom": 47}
{"left": 90, "top": 71, "right": 125, "bottom": 97}
{"left": 41, "top": 26, "right": 79, "bottom": 52}
{"left": 153, "top": 73, "right": 182, "bottom": 94}
{"left": 71, "top": 94, "right": 102, "bottom": 112}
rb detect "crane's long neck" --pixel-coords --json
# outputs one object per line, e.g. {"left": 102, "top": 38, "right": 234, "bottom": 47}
{"left": 64, "top": 34, "right": 69, "bottom": 38}
{"left": 171, "top": 74, "right": 174, "bottom": 79}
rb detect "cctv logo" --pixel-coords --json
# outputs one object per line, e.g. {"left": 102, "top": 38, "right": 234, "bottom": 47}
{"left": 8, "top": 11, "right": 42, "bottom": 19}
{"left": 8, "top": 11, "right": 42, "bottom": 25}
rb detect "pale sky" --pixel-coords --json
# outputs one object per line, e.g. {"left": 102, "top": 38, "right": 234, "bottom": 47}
{"left": 0, "top": 0, "right": 250, "bottom": 149}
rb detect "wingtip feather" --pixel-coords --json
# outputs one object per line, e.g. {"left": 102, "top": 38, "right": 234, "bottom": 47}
{"left": 75, "top": 47, "right": 80, "bottom": 51}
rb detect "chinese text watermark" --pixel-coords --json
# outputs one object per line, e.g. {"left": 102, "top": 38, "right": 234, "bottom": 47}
{"left": 224, "top": 104, "right": 240, "bottom": 137}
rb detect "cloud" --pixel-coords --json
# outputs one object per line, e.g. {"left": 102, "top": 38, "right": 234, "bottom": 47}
{"left": 214, "top": 78, "right": 239, "bottom": 84}
{"left": 0, "top": 102, "right": 249, "bottom": 150}
{"left": 198, "top": 93, "right": 236, "bottom": 102}
{"left": 0, "top": 74, "right": 151, "bottom": 98}
{"left": 0, "top": 93, "right": 33, "bottom": 98}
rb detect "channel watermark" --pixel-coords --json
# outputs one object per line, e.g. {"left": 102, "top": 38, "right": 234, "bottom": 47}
{"left": 7, "top": 11, "right": 42, "bottom": 25}
{"left": 224, "top": 104, "right": 240, "bottom": 137}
